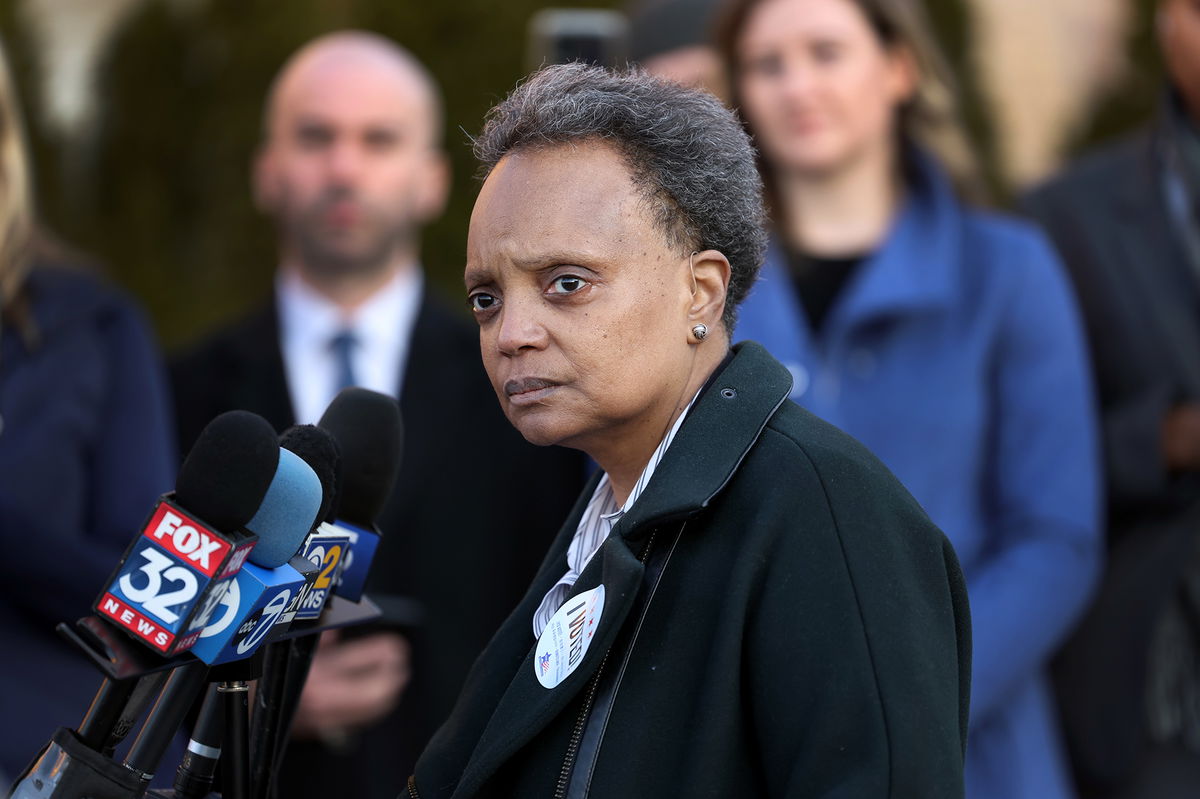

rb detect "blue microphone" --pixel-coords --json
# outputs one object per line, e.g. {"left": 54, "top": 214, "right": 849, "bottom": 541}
{"left": 189, "top": 448, "right": 322, "bottom": 665}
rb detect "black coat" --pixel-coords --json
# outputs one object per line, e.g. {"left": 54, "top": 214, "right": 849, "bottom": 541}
{"left": 169, "top": 290, "right": 585, "bottom": 799}
{"left": 410, "top": 342, "right": 971, "bottom": 799}
{"left": 1024, "top": 125, "right": 1200, "bottom": 790}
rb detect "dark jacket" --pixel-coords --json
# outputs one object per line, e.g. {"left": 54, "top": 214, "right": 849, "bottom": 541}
{"left": 169, "top": 289, "right": 585, "bottom": 797}
{"left": 1025, "top": 121, "right": 1200, "bottom": 791}
{"left": 411, "top": 341, "right": 971, "bottom": 799}
{"left": 0, "top": 264, "right": 176, "bottom": 778}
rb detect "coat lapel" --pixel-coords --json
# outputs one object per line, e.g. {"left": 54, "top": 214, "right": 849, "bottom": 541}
{"left": 452, "top": 534, "right": 647, "bottom": 797}
{"left": 1110, "top": 137, "right": 1200, "bottom": 393}
{"left": 829, "top": 153, "right": 961, "bottom": 332}
{"left": 231, "top": 300, "right": 295, "bottom": 431}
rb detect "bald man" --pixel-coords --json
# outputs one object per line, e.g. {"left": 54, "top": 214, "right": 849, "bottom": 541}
{"left": 170, "top": 32, "right": 584, "bottom": 798}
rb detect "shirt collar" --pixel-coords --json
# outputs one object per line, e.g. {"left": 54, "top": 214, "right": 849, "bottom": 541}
{"left": 275, "top": 264, "right": 424, "bottom": 423}
{"left": 276, "top": 264, "right": 423, "bottom": 347}
{"left": 592, "top": 387, "right": 702, "bottom": 531}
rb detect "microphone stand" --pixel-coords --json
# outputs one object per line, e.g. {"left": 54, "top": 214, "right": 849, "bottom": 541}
{"left": 7, "top": 596, "right": 382, "bottom": 799}
{"left": 252, "top": 594, "right": 383, "bottom": 799}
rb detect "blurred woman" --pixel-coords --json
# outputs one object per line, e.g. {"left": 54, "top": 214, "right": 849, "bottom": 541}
{"left": 0, "top": 39, "right": 175, "bottom": 778}
{"left": 719, "top": 1, "right": 1101, "bottom": 797}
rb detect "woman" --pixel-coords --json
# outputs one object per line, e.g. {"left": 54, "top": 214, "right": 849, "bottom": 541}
{"left": 719, "top": 1, "right": 1101, "bottom": 796}
{"left": 0, "top": 40, "right": 175, "bottom": 778}
{"left": 408, "top": 63, "right": 970, "bottom": 798}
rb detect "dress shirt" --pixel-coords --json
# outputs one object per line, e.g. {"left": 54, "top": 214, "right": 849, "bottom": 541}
{"left": 277, "top": 265, "right": 422, "bottom": 424}
{"left": 533, "top": 393, "right": 698, "bottom": 638}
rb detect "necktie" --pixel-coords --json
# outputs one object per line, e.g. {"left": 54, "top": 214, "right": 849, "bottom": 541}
{"left": 329, "top": 329, "right": 359, "bottom": 392}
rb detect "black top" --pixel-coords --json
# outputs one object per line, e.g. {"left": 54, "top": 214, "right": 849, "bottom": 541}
{"left": 784, "top": 248, "right": 868, "bottom": 334}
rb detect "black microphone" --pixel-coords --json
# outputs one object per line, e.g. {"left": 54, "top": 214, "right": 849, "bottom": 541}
{"left": 80, "top": 409, "right": 280, "bottom": 751}
{"left": 93, "top": 411, "right": 279, "bottom": 657}
{"left": 273, "top": 425, "right": 346, "bottom": 627}
{"left": 253, "top": 391, "right": 403, "bottom": 799}
{"left": 320, "top": 387, "right": 403, "bottom": 601}
{"left": 171, "top": 683, "right": 223, "bottom": 798}
{"left": 248, "top": 424, "right": 344, "bottom": 799}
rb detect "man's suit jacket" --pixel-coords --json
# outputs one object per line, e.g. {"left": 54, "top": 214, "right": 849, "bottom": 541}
{"left": 170, "top": 289, "right": 585, "bottom": 799}
{"left": 1025, "top": 125, "right": 1200, "bottom": 793}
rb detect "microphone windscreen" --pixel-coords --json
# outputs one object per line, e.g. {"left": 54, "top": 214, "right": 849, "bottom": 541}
{"left": 318, "top": 388, "right": 402, "bottom": 530}
{"left": 246, "top": 448, "right": 323, "bottom": 568}
{"left": 175, "top": 410, "right": 280, "bottom": 531}
{"left": 280, "top": 424, "right": 341, "bottom": 524}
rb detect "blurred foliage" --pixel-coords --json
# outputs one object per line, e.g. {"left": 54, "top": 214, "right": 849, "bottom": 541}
{"left": 923, "top": 0, "right": 1004, "bottom": 201}
{"left": 1070, "top": 0, "right": 1163, "bottom": 152}
{"left": 0, "top": 0, "right": 1166, "bottom": 350}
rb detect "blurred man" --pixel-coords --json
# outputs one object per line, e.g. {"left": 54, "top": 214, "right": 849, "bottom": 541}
{"left": 1025, "top": 1, "right": 1200, "bottom": 796}
{"left": 170, "top": 32, "right": 582, "bottom": 799}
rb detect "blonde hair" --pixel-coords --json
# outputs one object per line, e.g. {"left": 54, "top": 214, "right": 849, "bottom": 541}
{"left": 0, "top": 37, "right": 34, "bottom": 311}
{"left": 716, "top": 0, "right": 984, "bottom": 201}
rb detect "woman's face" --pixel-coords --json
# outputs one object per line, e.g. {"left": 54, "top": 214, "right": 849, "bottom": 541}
{"left": 464, "top": 141, "right": 701, "bottom": 460}
{"left": 735, "top": 0, "right": 915, "bottom": 179}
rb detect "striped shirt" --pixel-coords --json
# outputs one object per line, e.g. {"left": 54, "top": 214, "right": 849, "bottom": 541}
{"left": 532, "top": 395, "right": 698, "bottom": 638}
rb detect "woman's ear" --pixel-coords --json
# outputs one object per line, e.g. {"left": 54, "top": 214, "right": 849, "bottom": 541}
{"left": 887, "top": 43, "right": 919, "bottom": 108}
{"left": 688, "top": 249, "right": 732, "bottom": 337}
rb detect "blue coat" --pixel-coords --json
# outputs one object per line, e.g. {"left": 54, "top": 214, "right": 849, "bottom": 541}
{"left": 0, "top": 264, "right": 175, "bottom": 780}
{"left": 735, "top": 159, "right": 1102, "bottom": 799}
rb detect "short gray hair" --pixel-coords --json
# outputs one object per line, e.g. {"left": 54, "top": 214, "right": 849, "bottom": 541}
{"left": 473, "top": 63, "right": 767, "bottom": 331}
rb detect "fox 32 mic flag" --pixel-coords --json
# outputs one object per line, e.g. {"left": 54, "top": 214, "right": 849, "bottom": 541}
{"left": 95, "top": 497, "right": 255, "bottom": 655}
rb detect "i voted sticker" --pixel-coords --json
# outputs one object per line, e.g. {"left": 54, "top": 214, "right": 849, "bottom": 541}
{"left": 534, "top": 585, "right": 605, "bottom": 689}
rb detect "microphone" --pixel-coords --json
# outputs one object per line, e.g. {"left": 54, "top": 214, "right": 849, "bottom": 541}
{"left": 93, "top": 410, "right": 278, "bottom": 656}
{"left": 120, "top": 445, "right": 324, "bottom": 787}
{"left": 274, "top": 425, "right": 349, "bottom": 625}
{"left": 250, "top": 393, "right": 401, "bottom": 799}
{"left": 171, "top": 682, "right": 223, "bottom": 798}
{"left": 188, "top": 448, "right": 323, "bottom": 666}
{"left": 9, "top": 411, "right": 281, "bottom": 798}
{"left": 319, "top": 387, "right": 403, "bottom": 601}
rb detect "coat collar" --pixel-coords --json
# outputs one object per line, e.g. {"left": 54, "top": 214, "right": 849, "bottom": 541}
{"left": 1103, "top": 108, "right": 1200, "bottom": 391}
{"left": 615, "top": 340, "right": 793, "bottom": 538}
{"left": 736, "top": 150, "right": 964, "bottom": 362}
{"left": 448, "top": 341, "right": 792, "bottom": 797}
{"left": 1110, "top": 122, "right": 1170, "bottom": 219}
{"left": 829, "top": 150, "right": 964, "bottom": 325}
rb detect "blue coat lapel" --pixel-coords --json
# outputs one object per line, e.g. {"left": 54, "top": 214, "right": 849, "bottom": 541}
{"left": 735, "top": 154, "right": 962, "bottom": 388}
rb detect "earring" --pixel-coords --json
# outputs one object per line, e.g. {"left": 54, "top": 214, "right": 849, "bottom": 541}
{"left": 691, "top": 323, "right": 708, "bottom": 341}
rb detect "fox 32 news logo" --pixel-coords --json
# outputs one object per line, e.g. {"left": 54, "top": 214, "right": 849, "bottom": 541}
{"left": 98, "top": 501, "right": 248, "bottom": 653}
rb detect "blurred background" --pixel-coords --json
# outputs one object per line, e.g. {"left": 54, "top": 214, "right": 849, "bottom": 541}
{"left": 0, "top": 0, "right": 1165, "bottom": 350}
